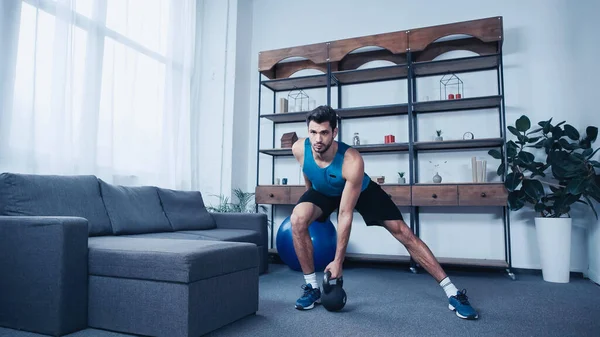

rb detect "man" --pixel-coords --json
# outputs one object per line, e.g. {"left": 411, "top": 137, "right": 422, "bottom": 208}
{"left": 290, "top": 105, "right": 479, "bottom": 320}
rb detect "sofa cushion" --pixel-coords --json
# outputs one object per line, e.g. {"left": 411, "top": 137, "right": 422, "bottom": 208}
{"left": 88, "top": 237, "right": 258, "bottom": 283}
{"left": 99, "top": 180, "right": 172, "bottom": 235}
{"left": 157, "top": 188, "right": 216, "bottom": 230}
{"left": 0, "top": 173, "right": 113, "bottom": 236}
{"left": 180, "top": 229, "right": 261, "bottom": 246}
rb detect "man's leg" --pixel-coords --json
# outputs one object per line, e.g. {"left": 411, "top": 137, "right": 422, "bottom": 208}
{"left": 290, "top": 194, "right": 333, "bottom": 311}
{"left": 291, "top": 201, "right": 323, "bottom": 276}
{"left": 354, "top": 181, "right": 479, "bottom": 319}
{"left": 381, "top": 219, "right": 446, "bottom": 282}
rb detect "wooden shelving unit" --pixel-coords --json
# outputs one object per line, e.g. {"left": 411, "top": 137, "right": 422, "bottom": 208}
{"left": 255, "top": 16, "right": 514, "bottom": 279}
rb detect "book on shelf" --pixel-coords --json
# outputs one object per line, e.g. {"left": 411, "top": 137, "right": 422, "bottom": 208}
{"left": 471, "top": 157, "right": 487, "bottom": 183}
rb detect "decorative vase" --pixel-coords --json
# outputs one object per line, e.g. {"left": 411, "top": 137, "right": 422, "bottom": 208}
{"left": 435, "top": 136, "right": 443, "bottom": 142}
{"left": 398, "top": 177, "right": 405, "bottom": 184}
{"left": 535, "top": 216, "right": 572, "bottom": 283}
{"left": 432, "top": 172, "right": 442, "bottom": 183}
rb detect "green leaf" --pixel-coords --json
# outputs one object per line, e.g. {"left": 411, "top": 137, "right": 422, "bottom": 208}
{"left": 516, "top": 115, "right": 531, "bottom": 132}
{"left": 527, "top": 127, "right": 543, "bottom": 135}
{"left": 558, "top": 138, "right": 580, "bottom": 151}
{"left": 496, "top": 163, "right": 505, "bottom": 176}
{"left": 591, "top": 160, "right": 600, "bottom": 168}
{"left": 505, "top": 172, "right": 523, "bottom": 191}
{"left": 507, "top": 141, "right": 518, "bottom": 158}
{"left": 488, "top": 149, "right": 502, "bottom": 160}
{"left": 518, "top": 151, "right": 535, "bottom": 164}
{"left": 587, "top": 126, "right": 598, "bottom": 142}
{"left": 566, "top": 177, "right": 589, "bottom": 195}
{"left": 584, "top": 195, "right": 599, "bottom": 220}
{"left": 563, "top": 124, "right": 580, "bottom": 140}
{"left": 507, "top": 126, "right": 521, "bottom": 138}
{"left": 583, "top": 148, "right": 593, "bottom": 157}
{"left": 527, "top": 136, "right": 541, "bottom": 143}
{"left": 538, "top": 118, "right": 553, "bottom": 134}
{"left": 586, "top": 147, "right": 600, "bottom": 160}
{"left": 534, "top": 202, "right": 546, "bottom": 213}
{"left": 552, "top": 126, "right": 563, "bottom": 140}
{"left": 523, "top": 179, "right": 545, "bottom": 201}
{"left": 508, "top": 192, "right": 525, "bottom": 210}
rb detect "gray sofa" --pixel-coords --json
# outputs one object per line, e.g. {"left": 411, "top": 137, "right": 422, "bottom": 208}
{"left": 0, "top": 172, "right": 268, "bottom": 337}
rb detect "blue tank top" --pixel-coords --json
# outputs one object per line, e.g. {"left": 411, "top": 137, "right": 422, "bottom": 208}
{"left": 302, "top": 138, "right": 371, "bottom": 196}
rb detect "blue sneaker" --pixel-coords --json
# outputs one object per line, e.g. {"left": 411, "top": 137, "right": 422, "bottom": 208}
{"left": 449, "top": 289, "right": 479, "bottom": 320}
{"left": 295, "top": 284, "right": 321, "bottom": 310}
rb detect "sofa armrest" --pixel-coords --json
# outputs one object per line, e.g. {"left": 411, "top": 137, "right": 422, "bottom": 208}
{"left": 0, "top": 216, "right": 88, "bottom": 336}
{"left": 211, "top": 213, "right": 269, "bottom": 274}
{"left": 211, "top": 212, "right": 268, "bottom": 248}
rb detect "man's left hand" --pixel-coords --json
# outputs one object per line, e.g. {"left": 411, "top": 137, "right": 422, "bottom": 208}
{"left": 325, "top": 260, "right": 343, "bottom": 279}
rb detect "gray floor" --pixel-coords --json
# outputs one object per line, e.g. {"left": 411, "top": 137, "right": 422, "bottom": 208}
{"left": 2, "top": 263, "right": 599, "bottom": 337}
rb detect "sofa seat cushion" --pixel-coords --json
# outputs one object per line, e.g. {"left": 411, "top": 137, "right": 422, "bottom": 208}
{"left": 180, "top": 229, "right": 261, "bottom": 246}
{"left": 157, "top": 188, "right": 216, "bottom": 230}
{"left": 88, "top": 237, "right": 258, "bottom": 283}
{"left": 99, "top": 180, "right": 172, "bottom": 235}
{"left": 0, "top": 173, "right": 112, "bottom": 236}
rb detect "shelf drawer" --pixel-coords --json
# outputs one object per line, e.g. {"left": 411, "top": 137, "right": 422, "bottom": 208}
{"left": 255, "top": 186, "right": 290, "bottom": 204}
{"left": 412, "top": 185, "right": 458, "bottom": 206}
{"left": 381, "top": 185, "right": 411, "bottom": 206}
{"left": 458, "top": 184, "right": 508, "bottom": 206}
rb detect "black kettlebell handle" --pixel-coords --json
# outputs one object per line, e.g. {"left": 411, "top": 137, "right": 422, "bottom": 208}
{"left": 323, "top": 270, "right": 343, "bottom": 292}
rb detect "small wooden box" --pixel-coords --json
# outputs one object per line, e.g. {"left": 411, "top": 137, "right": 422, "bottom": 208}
{"left": 281, "top": 132, "right": 298, "bottom": 148}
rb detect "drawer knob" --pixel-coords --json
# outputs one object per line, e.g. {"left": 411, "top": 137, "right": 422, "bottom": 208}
{"left": 269, "top": 193, "right": 274, "bottom": 198}
{"left": 481, "top": 192, "right": 486, "bottom": 197}
{"left": 432, "top": 194, "right": 437, "bottom": 199}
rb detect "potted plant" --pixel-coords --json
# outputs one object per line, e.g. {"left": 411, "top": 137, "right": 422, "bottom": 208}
{"left": 489, "top": 115, "right": 600, "bottom": 283}
{"left": 435, "top": 130, "right": 443, "bottom": 141}
{"left": 397, "top": 172, "right": 406, "bottom": 184}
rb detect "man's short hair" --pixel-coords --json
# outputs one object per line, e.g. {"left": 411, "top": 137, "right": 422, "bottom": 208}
{"left": 306, "top": 105, "right": 337, "bottom": 130}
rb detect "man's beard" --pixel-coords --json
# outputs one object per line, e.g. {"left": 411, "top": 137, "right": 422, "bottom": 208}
{"left": 313, "top": 140, "right": 333, "bottom": 154}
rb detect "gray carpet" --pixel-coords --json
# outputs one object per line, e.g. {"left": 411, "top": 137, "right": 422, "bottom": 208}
{"left": 1, "top": 263, "right": 599, "bottom": 337}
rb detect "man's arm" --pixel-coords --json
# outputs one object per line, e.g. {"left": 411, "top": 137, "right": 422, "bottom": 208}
{"left": 292, "top": 138, "right": 312, "bottom": 190}
{"left": 334, "top": 148, "right": 365, "bottom": 265}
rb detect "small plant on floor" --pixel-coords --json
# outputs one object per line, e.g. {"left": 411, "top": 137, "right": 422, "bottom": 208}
{"left": 207, "top": 188, "right": 267, "bottom": 214}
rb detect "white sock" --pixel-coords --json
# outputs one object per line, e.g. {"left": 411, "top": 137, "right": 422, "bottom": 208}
{"left": 439, "top": 277, "right": 459, "bottom": 298}
{"left": 304, "top": 272, "right": 319, "bottom": 290}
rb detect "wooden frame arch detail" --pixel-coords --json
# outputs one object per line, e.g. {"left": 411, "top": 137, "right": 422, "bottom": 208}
{"left": 408, "top": 16, "right": 503, "bottom": 52}
{"left": 258, "top": 42, "right": 328, "bottom": 79}
{"left": 413, "top": 37, "right": 499, "bottom": 63}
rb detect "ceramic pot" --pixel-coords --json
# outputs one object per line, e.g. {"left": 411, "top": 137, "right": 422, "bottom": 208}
{"left": 432, "top": 172, "right": 442, "bottom": 183}
{"left": 535, "top": 216, "right": 572, "bottom": 283}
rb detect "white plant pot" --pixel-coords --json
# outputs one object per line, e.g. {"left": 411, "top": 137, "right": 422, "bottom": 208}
{"left": 535, "top": 216, "right": 572, "bottom": 283}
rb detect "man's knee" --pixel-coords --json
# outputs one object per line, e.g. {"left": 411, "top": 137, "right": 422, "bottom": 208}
{"left": 386, "top": 220, "right": 416, "bottom": 244}
{"left": 291, "top": 206, "right": 312, "bottom": 232}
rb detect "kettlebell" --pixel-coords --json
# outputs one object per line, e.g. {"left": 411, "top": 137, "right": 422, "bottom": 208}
{"left": 321, "top": 271, "right": 347, "bottom": 312}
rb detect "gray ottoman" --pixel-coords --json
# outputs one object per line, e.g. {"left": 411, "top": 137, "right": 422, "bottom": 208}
{"left": 87, "top": 237, "right": 259, "bottom": 337}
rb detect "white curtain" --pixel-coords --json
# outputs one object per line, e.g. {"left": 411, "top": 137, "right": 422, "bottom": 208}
{"left": 0, "top": 0, "right": 198, "bottom": 190}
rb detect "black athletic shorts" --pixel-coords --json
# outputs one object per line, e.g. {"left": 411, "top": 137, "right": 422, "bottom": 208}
{"left": 296, "top": 180, "right": 404, "bottom": 226}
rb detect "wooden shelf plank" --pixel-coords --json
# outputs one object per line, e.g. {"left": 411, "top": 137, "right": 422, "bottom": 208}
{"left": 332, "top": 64, "right": 408, "bottom": 85}
{"left": 261, "top": 74, "right": 328, "bottom": 92}
{"left": 413, "top": 95, "right": 502, "bottom": 113}
{"left": 353, "top": 143, "right": 410, "bottom": 153}
{"left": 261, "top": 103, "right": 409, "bottom": 123}
{"left": 413, "top": 54, "right": 499, "bottom": 77}
{"left": 260, "top": 111, "right": 307, "bottom": 123}
{"left": 337, "top": 104, "right": 409, "bottom": 119}
{"left": 415, "top": 137, "right": 504, "bottom": 150}
{"left": 258, "top": 148, "right": 293, "bottom": 156}
{"left": 259, "top": 143, "right": 409, "bottom": 157}
{"left": 437, "top": 257, "right": 509, "bottom": 268}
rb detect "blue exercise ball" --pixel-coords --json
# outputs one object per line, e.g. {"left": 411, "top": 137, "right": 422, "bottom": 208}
{"left": 276, "top": 215, "right": 337, "bottom": 272}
